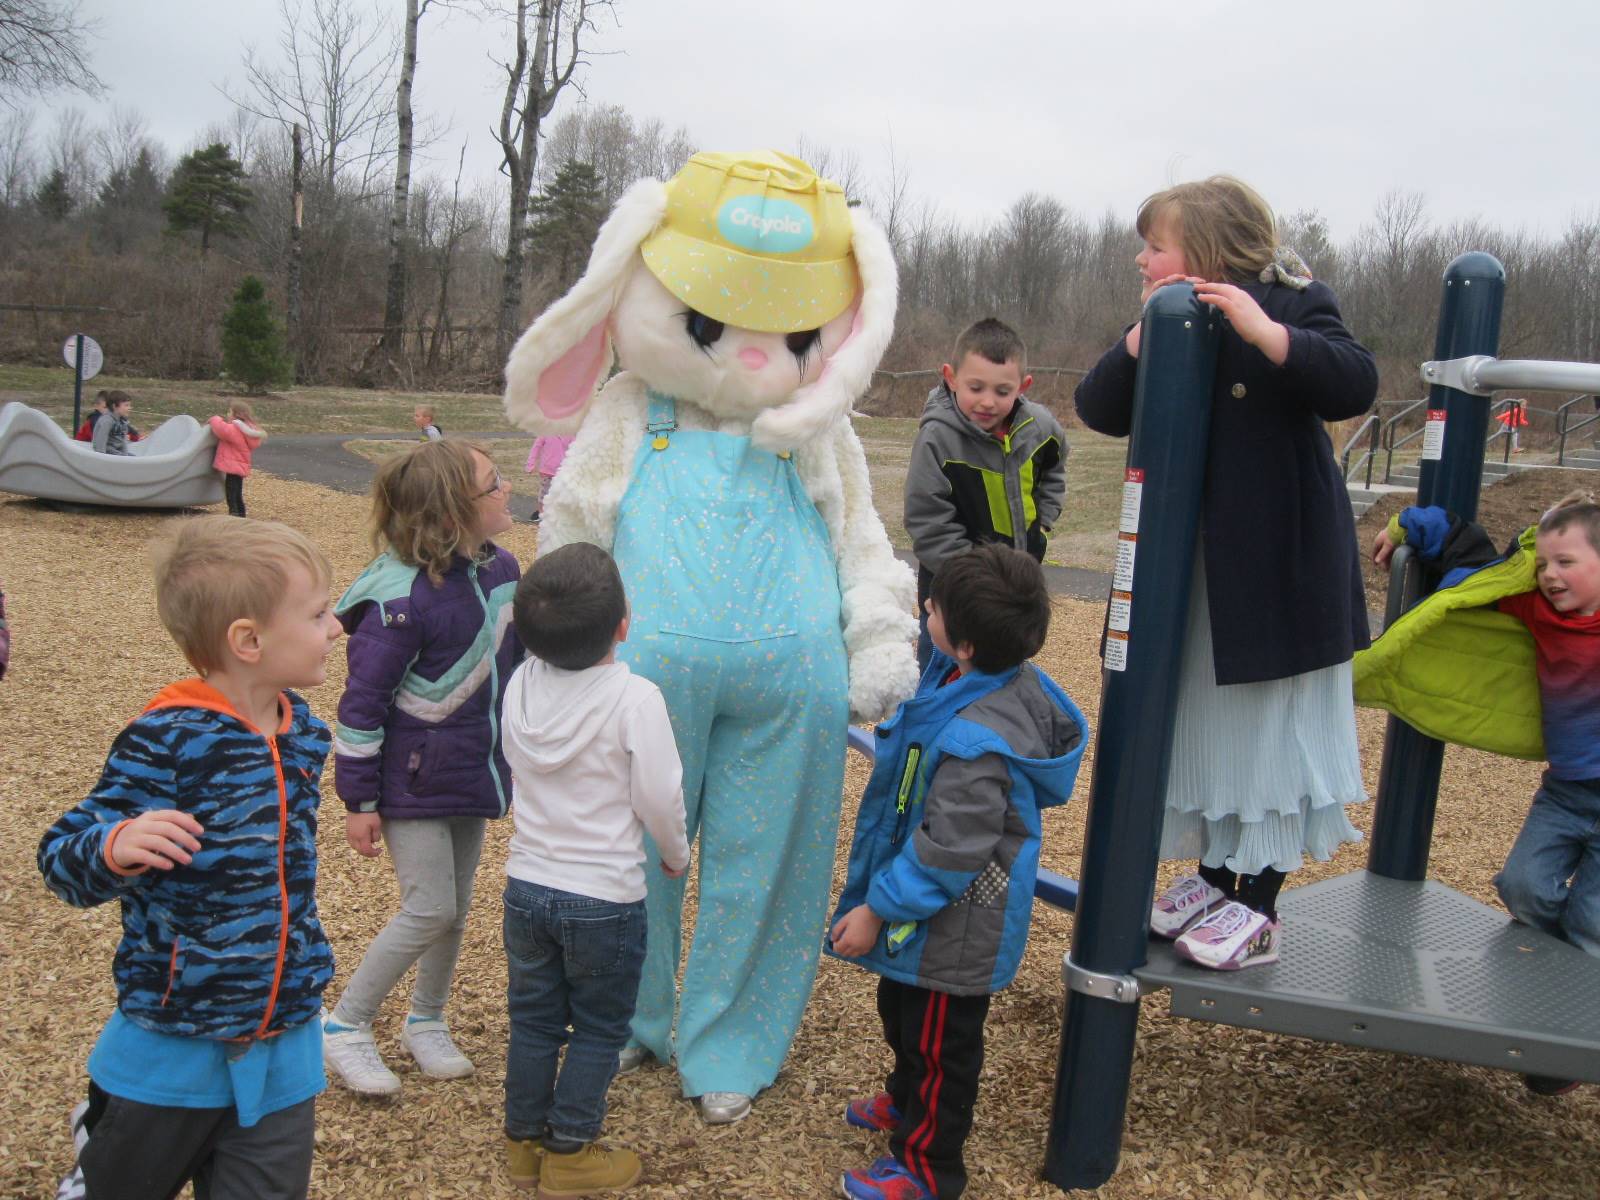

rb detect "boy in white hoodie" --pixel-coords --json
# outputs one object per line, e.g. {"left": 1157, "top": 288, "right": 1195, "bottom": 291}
{"left": 499, "top": 542, "right": 691, "bottom": 1196}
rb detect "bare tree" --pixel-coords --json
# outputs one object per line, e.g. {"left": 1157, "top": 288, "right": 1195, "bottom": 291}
{"left": 232, "top": 0, "right": 398, "bottom": 200}
{"left": 492, "top": 0, "right": 609, "bottom": 365}
{"left": 47, "top": 103, "right": 91, "bottom": 205}
{"left": 0, "top": 104, "right": 32, "bottom": 205}
{"left": 379, "top": 0, "right": 434, "bottom": 364}
{"left": 0, "top": 0, "right": 102, "bottom": 102}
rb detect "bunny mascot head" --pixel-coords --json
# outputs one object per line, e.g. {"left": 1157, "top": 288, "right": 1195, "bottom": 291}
{"left": 502, "top": 150, "right": 916, "bottom": 1120}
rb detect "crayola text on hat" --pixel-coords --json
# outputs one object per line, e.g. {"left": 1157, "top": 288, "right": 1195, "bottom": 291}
{"left": 639, "top": 150, "right": 859, "bottom": 335}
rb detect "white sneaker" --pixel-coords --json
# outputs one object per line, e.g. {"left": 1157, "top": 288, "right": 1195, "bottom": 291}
{"left": 322, "top": 1010, "right": 402, "bottom": 1096}
{"left": 1173, "top": 901, "right": 1282, "bottom": 970}
{"left": 401, "top": 1014, "right": 475, "bottom": 1079}
{"left": 1150, "top": 871, "right": 1226, "bottom": 938}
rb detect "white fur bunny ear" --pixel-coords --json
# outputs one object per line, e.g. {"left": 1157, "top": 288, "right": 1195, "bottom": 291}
{"left": 502, "top": 179, "right": 669, "bottom": 432}
{"left": 750, "top": 206, "right": 898, "bottom": 452}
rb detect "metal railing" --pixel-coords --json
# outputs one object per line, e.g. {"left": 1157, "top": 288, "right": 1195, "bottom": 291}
{"left": 1557, "top": 395, "right": 1600, "bottom": 465}
{"left": 1338, "top": 412, "right": 1381, "bottom": 487}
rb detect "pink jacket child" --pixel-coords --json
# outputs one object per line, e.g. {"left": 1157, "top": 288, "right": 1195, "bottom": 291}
{"left": 524, "top": 434, "right": 573, "bottom": 524}
{"left": 208, "top": 400, "right": 267, "bottom": 518}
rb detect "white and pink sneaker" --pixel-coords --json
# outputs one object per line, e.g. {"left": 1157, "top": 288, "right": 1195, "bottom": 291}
{"left": 1173, "top": 901, "right": 1281, "bottom": 970}
{"left": 1150, "top": 872, "right": 1227, "bottom": 938}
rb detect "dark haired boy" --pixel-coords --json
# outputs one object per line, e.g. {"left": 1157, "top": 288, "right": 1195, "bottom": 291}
{"left": 826, "top": 544, "right": 1088, "bottom": 1200}
{"left": 499, "top": 541, "right": 691, "bottom": 1195}
{"left": 904, "top": 317, "right": 1068, "bottom": 671}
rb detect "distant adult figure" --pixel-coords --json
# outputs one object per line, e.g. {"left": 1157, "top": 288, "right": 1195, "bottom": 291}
{"left": 91, "top": 392, "right": 137, "bottom": 456}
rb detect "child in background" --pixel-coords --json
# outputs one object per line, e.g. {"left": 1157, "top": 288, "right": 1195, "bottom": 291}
{"left": 499, "top": 542, "right": 691, "bottom": 1195}
{"left": 74, "top": 391, "right": 109, "bottom": 441}
{"left": 208, "top": 400, "right": 267, "bottom": 518}
{"left": 37, "top": 515, "right": 342, "bottom": 1200}
{"left": 1075, "top": 175, "right": 1377, "bottom": 969}
{"left": 91, "top": 391, "right": 139, "bottom": 455}
{"left": 524, "top": 433, "right": 573, "bottom": 526}
{"left": 903, "top": 318, "right": 1066, "bottom": 672}
{"left": 413, "top": 405, "right": 443, "bottom": 441}
{"left": 1370, "top": 494, "right": 1600, "bottom": 1094}
{"left": 322, "top": 438, "right": 522, "bottom": 1097}
{"left": 827, "top": 545, "right": 1087, "bottom": 1200}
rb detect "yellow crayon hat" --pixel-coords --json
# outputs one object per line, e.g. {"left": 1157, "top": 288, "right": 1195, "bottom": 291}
{"left": 639, "top": 149, "right": 859, "bottom": 335}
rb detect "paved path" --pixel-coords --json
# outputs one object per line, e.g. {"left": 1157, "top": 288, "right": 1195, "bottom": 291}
{"left": 255, "top": 432, "right": 1115, "bottom": 603}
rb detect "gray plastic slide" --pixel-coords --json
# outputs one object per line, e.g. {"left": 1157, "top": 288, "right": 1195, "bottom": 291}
{"left": 0, "top": 401, "right": 223, "bottom": 508}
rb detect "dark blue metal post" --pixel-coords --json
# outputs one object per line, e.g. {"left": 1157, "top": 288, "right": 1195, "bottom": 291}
{"left": 71, "top": 333, "right": 85, "bottom": 431}
{"left": 1367, "top": 252, "right": 1504, "bottom": 882}
{"left": 1043, "top": 285, "right": 1219, "bottom": 1190}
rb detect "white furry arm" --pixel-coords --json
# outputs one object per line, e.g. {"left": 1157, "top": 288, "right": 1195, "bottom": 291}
{"left": 538, "top": 379, "right": 649, "bottom": 553}
{"left": 827, "top": 422, "right": 919, "bottom": 723}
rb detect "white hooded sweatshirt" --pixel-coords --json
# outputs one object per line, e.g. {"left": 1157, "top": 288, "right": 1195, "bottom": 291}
{"left": 501, "top": 657, "right": 690, "bottom": 903}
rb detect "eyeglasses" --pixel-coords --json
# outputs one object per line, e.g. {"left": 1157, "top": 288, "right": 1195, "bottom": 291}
{"left": 475, "top": 471, "right": 508, "bottom": 500}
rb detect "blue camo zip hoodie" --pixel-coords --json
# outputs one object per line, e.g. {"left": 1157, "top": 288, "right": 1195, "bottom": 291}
{"left": 826, "top": 652, "right": 1088, "bottom": 995}
{"left": 37, "top": 680, "right": 334, "bottom": 1040}
{"left": 331, "top": 546, "right": 522, "bottom": 819}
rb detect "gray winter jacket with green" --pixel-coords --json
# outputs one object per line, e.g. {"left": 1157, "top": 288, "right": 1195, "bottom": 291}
{"left": 903, "top": 385, "right": 1067, "bottom": 602}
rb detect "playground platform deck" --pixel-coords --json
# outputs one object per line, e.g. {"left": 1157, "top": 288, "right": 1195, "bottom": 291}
{"left": 1136, "top": 869, "right": 1600, "bottom": 1085}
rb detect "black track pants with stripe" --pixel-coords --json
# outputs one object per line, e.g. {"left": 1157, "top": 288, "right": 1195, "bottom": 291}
{"left": 877, "top": 976, "right": 991, "bottom": 1199}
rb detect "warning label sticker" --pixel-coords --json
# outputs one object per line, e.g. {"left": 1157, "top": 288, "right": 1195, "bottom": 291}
{"left": 1119, "top": 468, "right": 1144, "bottom": 534}
{"left": 1113, "top": 534, "right": 1137, "bottom": 592}
{"left": 1105, "top": 630, "right": 1129, "bottom": 672}
{"left": 1108, "top": 590, "right": 1132, "bottom": 633}
{"left": 1422, "top": 409, "right": 1447, "bottom": 461}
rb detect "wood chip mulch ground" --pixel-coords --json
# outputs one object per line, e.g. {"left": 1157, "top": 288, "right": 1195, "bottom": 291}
{"left": 2, "top": 470, "right": 1596, "bottom": 1199}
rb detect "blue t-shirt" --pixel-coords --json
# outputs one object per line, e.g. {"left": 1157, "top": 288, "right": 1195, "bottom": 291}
{"left": 87, "top": 1010, "right": 324, "bottom": 1127}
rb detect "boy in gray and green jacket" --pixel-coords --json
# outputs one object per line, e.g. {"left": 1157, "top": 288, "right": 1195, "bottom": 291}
{"left": 903, "top": 318, "right": 1066, "bottom": 671}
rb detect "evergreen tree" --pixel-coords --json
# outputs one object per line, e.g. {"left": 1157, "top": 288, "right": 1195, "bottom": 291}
{"left": 221, "top": 276, "right": 290, "bottom": 392}
{"left": 34, "top": 166, "right": 70, "bottom": 220}
{"left": 527, "top": 160, "right": 605, "bottom": 292}
{"left": 96, "top": 147, "right": 165, "bottom": 252}
{"left": 164, "top": 142, "right": 251, "bottom": 256}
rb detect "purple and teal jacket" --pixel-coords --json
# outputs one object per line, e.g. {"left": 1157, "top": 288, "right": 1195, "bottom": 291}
{"left": 332, "top": 546, "right": 522, "bottom": 819}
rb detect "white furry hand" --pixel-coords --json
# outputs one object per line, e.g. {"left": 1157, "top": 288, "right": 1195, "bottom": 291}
{"left": 847, "top": 637, "right": 920, "bottom": 724}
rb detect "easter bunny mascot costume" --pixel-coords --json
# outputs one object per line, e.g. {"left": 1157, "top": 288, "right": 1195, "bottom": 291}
{"left": 503, "top": 150, "right": 918, "bottom": 1123}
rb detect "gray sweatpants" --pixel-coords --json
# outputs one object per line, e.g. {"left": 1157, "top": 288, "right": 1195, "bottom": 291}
{"left": 331, "top": 816, "right": 487, "bottom": 1026}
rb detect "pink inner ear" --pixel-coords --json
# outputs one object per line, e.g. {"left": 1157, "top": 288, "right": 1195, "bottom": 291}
{"left": 817, "top": 303, "right": 864, "bottom": 383}
{"left": 537, "top": 321, "right": 609, "bottom": 420}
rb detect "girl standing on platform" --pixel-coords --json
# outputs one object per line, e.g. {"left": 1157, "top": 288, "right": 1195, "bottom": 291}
{"left": 321, "top": 439, "right": 522, "bottom": 1094}
{"left": 1074, "top": 176, "right": 1378, "bottom": 969}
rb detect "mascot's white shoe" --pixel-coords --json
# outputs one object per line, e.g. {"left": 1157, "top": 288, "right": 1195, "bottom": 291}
{"left": 698, "top": 1091, "right": 753, "bottom": 1125}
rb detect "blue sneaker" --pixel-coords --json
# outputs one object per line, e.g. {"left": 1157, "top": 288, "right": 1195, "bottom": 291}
{"left": 840, "top": 1156, "right": 932, "bottom": 1200}
{"left": 844, "top": 1092, "right": 901, "bottom": 1132}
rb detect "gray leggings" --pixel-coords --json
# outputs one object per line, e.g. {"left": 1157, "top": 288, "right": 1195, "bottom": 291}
{"left": 331, "top": 816, "right": 486, "bottom": 1026}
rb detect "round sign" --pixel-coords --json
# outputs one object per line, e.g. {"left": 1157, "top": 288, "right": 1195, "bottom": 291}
{"left": 62, "top": 334, "right": 104, "bottom": 380}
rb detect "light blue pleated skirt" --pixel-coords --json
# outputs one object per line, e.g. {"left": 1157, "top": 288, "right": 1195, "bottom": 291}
{"left": 1158, "top": 554, "right": 1368, "bottom": 875}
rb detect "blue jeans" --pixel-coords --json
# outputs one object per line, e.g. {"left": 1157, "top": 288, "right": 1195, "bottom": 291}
{"left": 503, "top": 879, "right": 647, "bottom": 1144}
{"left": 1494, "top": 774, "right": 1600, "bottom": 956}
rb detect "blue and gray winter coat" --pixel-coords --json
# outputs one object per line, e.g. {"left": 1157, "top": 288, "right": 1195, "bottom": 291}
{"left": 37, "top": 680, "right": 334, "bottom": 1041}
{"left": 826, "top": 653, "right": 1088, "bottom": 995}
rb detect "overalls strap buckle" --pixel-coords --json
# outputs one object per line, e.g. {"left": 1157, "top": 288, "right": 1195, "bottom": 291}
{"left": 645, "top": 392, "right": 677, "bottom": 450}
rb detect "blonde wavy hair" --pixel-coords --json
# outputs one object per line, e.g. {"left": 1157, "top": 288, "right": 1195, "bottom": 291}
{"left": 1137, "top": 175, "right": 1277, "bottom": 285}
{"left": 371, "top": 438, "right": 495, "bottom": 584}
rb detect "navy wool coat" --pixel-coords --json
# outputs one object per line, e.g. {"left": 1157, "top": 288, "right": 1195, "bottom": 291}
{"left": 1074, "top": 279, "right": 1378, "bottom": 685}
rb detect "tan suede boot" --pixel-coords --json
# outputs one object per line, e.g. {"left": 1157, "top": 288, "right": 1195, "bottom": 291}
{"left": 506, "top": 1137, "right": 543, "bottom": 1190}
{"left": 537, "top": 1143, "right": 642, "bottom": 1198}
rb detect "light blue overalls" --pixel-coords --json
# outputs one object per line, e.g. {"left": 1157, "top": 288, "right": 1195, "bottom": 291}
{"left": 612, "top": 393, "right": 849, "bottom": 1098}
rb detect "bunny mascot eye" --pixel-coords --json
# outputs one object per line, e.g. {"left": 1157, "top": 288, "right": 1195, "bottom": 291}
{"left": 501, "top": 150, "right": 918, "bottom": 1122}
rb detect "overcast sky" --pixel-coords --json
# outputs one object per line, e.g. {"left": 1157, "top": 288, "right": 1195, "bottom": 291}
{"left": 57, "top": 0, "right": 1600, "bottom": 245}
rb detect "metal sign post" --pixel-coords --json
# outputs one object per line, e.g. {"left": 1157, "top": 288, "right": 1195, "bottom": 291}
{"left": 63, "top": 332, "right": 104, "bottom": 431}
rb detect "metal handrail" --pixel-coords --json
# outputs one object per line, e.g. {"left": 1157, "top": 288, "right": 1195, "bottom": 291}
{"left": 1383, "top": 398, "right": 1429, "bottom": 483}
{"left": 1486, "top": 397, "right": 1525, "bottom": 465}
{"left": 1556, "top": 395, "right": 1600, "bottom": 465}
{"left": 1422, "top": 356, "right": 1600, "bottom": 396}
{"left": 1339, "top": 412, "right": 1381, "bottom": 487}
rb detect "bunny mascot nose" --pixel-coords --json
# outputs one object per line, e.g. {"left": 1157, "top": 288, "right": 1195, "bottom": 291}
{"left": 737, "top": 347, "right": 769, "bottom": 370}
